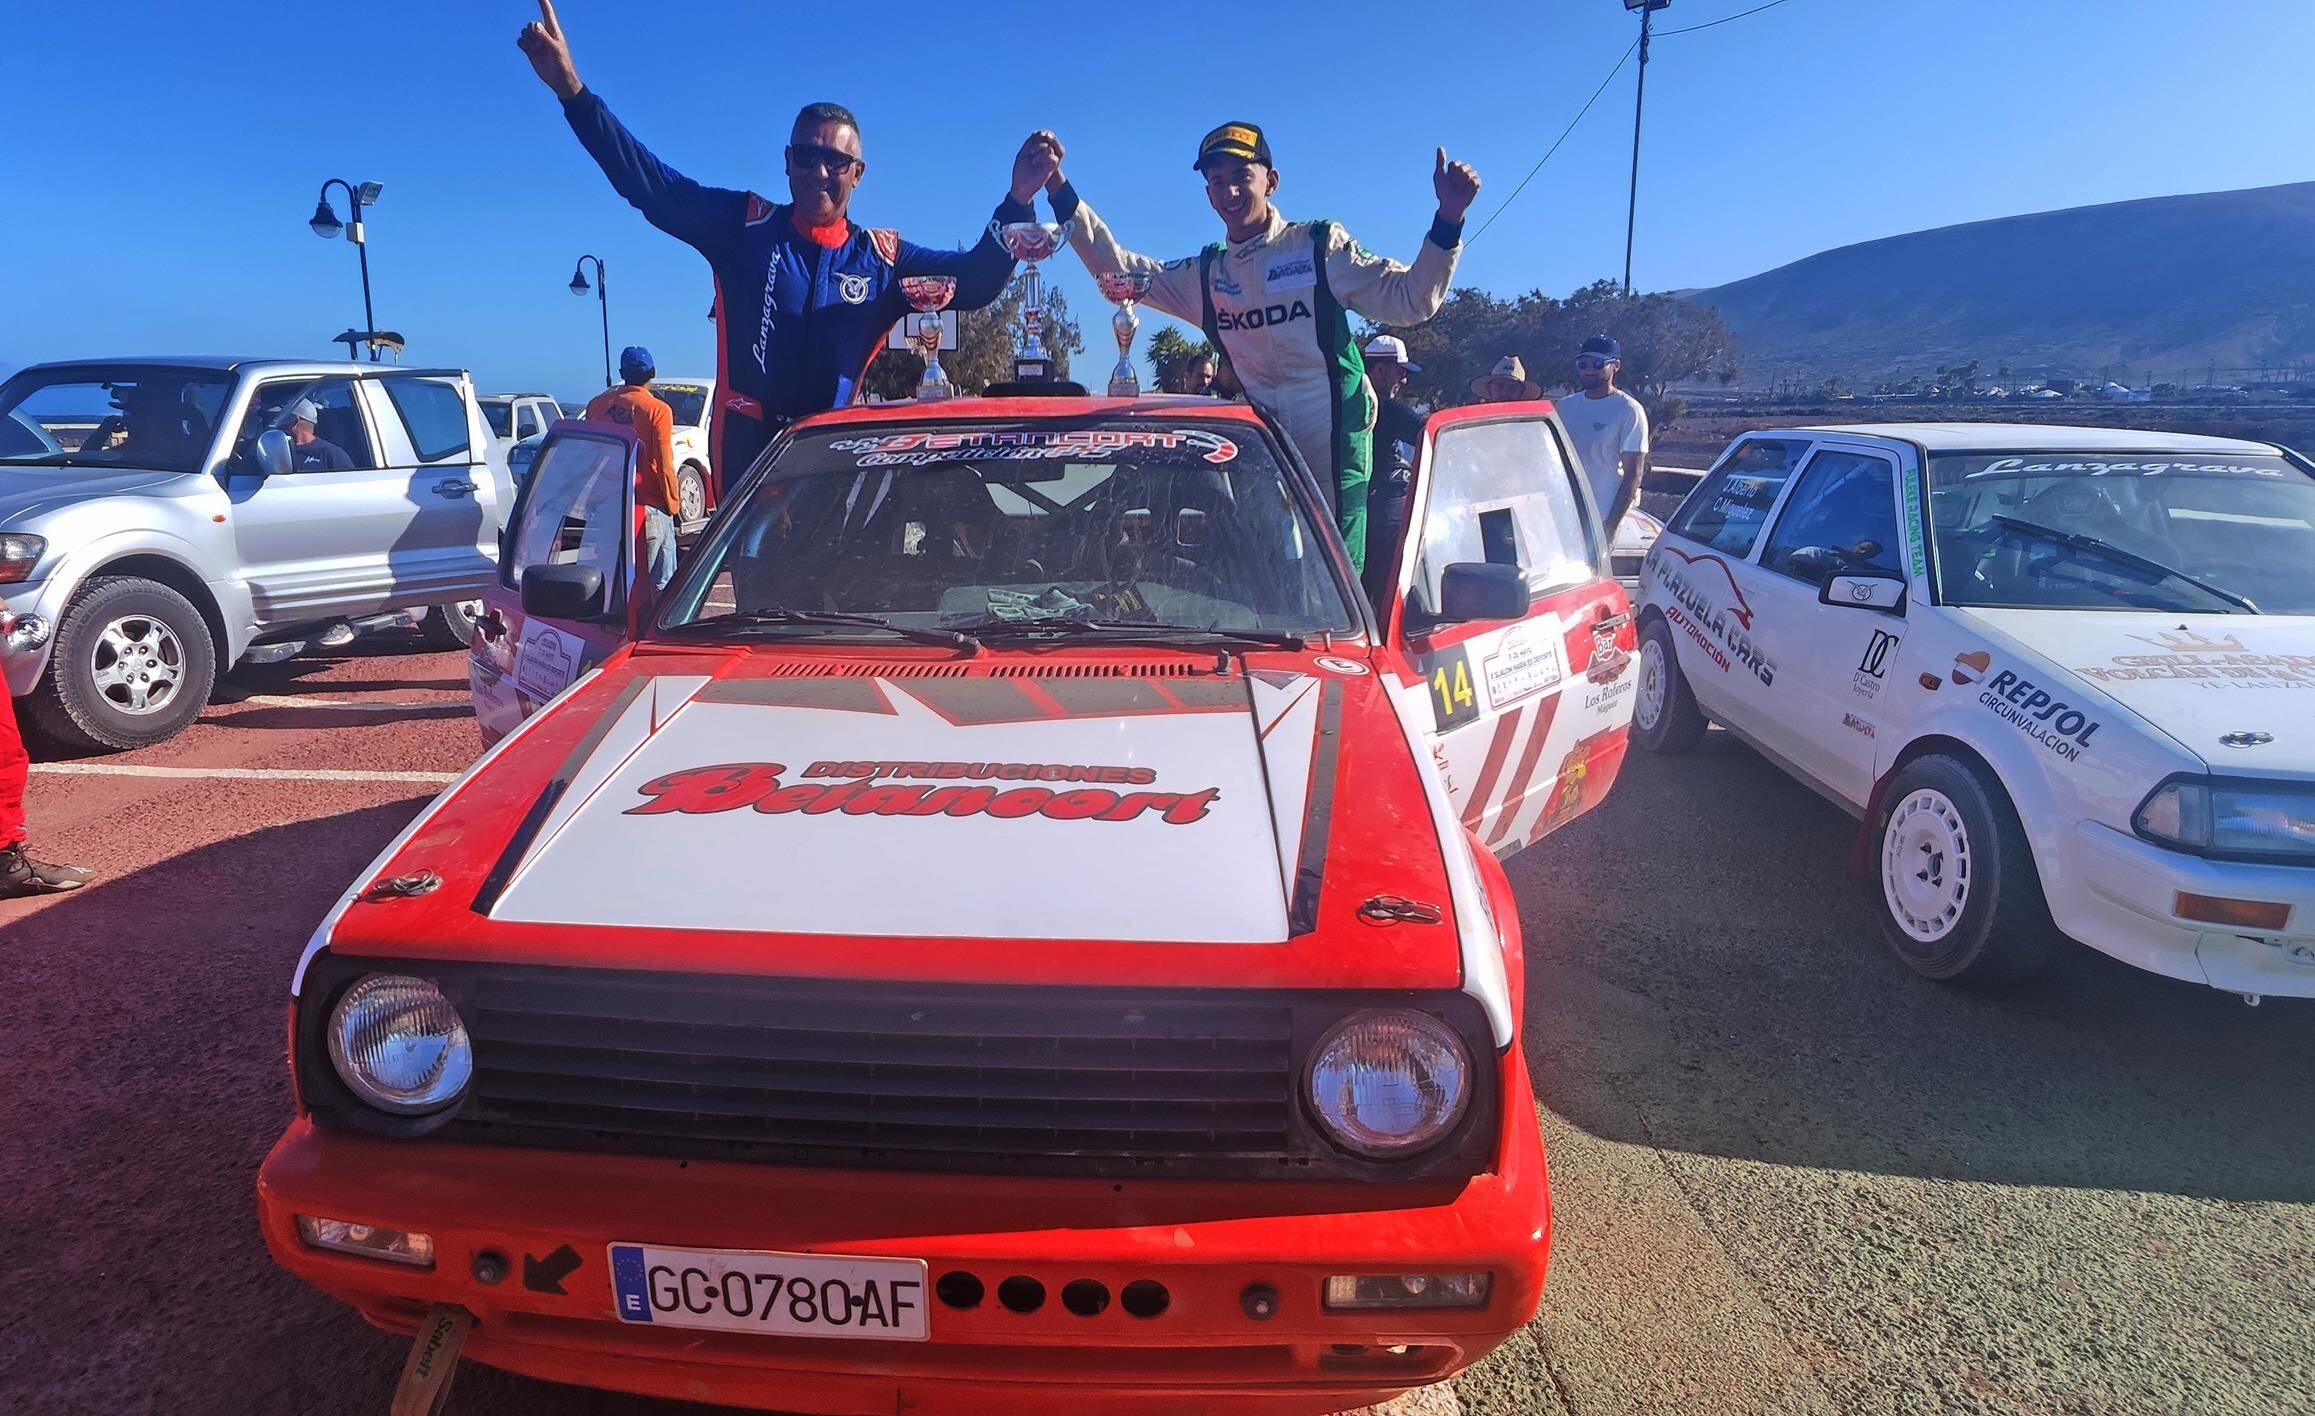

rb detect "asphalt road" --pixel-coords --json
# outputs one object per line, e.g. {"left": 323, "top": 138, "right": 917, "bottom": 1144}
{"left": 3, "top": 639, "right": 2308, "bottom": 1415}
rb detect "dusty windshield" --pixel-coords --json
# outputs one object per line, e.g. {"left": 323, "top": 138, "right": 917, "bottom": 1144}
{"left": 1928, "top": 451, "right": 2315, "bottom": 615}
{"left": 0, "top": 366, "right": 233, "bottom": 475}
{"left": 661, "top": 420, "right": 1358, "bottom": 639}
{"left": 654, "top": 383, "right": 709, "bottom": 427}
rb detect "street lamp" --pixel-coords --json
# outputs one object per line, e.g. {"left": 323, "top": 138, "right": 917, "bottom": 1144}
{"left": 1621, "top": 0, "right": 1670, "bottom": 297}
{"left": 570, "top": 255, "right": 610, "bottom": 389}
{"left": 311, "top": 179, "right": 385, "bottom": 360}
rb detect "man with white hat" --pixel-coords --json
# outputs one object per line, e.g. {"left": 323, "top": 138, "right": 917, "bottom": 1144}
{"left": 1362, "top": 334, "right": 1426, "bottom": 591}
{"left": 276, "top": 397, "right": 355, "bottom": 471}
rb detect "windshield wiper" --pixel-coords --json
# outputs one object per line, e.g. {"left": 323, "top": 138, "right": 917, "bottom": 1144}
{"left": 1988, "top": 515, "right": 2262, "bottom": 613}
{"left": 665, "top": 607, "right": 980, "bottom": 650}
{"left": 949, "top": 614, "right": 1306, "bottom": 649}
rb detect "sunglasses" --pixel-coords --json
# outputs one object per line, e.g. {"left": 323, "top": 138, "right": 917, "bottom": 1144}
{"left": 786, "top": 143, "right": 861, "bottom": 177}
{"left": 1575, "top": 357, "right": 1613, "bottom": 370}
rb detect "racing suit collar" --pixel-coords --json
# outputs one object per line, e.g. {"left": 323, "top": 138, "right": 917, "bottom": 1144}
{"left": 1227, "top": 208, "right": 1293, "bottom": 255}
{"left": 790, "top": 210, "right": 852, "bottom": 248}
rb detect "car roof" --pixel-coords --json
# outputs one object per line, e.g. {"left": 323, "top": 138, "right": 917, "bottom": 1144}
{"left": 1791, "top": 422, "right": 2277, "bottom": 453}
{"left": 21, "top": 356, "right": 464, "bottom": 378}
{"left": 795, "top": 393, "right": 1269, "bottom": 430}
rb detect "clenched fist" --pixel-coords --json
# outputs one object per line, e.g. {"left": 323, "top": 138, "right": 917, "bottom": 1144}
{"left": 517, "top": 0, "right": 583, "bottom": 101}
{"left": 1434, "top": 148, "right": 1481, "bottom": 224}
{"left": 1013, "top": 130, "right": 1065, "bottom": 205}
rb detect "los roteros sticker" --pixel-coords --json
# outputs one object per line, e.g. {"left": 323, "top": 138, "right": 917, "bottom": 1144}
{"left": 515, "top": 622, "right": 579, "bottom": 703}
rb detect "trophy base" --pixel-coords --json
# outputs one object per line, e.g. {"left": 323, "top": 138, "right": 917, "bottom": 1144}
{"left": 915, "top": 379, "right": 954, "bottom": 403}
{"left": 1106, "top": 374, "right": 1140, "bottom": 398}
{"left": 1012, "top": 357, "right": 1051, "bottom": 382}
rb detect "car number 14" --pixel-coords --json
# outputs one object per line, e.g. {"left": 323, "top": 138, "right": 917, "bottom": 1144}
{"left": 1423, "top": 644, "right": 1481, "bottom": 732}
{"left": 608, "top": 1243, "right": 930, "bottom": 1341}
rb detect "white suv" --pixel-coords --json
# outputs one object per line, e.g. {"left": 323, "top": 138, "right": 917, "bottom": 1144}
{"left": 1633, "top": 423, "right": 2315, "bottom": 1001}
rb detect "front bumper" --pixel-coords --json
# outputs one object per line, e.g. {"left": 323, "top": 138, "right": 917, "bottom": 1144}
{"left": 257, "top": 1061, "right": 1551, "bottom": 1415}
{"left": 2066, "top": 820, "right": 2315, "bottom": 997}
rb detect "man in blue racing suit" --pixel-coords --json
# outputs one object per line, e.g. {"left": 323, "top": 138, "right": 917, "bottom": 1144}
{"left": 519, "top": 0, "right": 1056, "bottom": 491}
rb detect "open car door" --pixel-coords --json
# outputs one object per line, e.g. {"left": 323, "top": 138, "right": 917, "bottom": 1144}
{"left": 1379, "top": 403, "right": 1638, "bottom": 858}
{"left": 469, "top": 419, "right": 641, "bottom": 744}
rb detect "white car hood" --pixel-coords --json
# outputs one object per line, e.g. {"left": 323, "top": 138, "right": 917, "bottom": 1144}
{"left": 1960, "top": 609, "right": 2315, "bottom": 775}
{"left": 0, "top": 466, "right": 194, "bottom": 523}
{"left": 484, "top": 668, "right": 1340, "bottom": 944}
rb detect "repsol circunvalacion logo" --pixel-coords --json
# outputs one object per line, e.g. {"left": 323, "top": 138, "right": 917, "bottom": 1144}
{"left": 626, "top": 760, "right": 1220, "bottom": 825}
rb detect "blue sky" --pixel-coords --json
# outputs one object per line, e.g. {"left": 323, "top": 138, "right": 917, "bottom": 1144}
{"left": 6, "top": 0, "right": 2311, "bottom": 398}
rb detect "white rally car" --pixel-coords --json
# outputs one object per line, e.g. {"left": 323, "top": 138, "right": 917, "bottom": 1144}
{"left": 1633, "top": 424, "right": 2315, "bottom": 1001}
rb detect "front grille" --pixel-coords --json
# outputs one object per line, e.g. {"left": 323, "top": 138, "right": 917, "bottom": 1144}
{"left": 452, "top": 969, "right": 1303, "bottom": 1176}
{"left": 297, "top": 961, "right": 1498, "bottom": 1181}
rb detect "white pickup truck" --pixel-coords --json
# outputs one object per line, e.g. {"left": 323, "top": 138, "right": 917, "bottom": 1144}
{"left": 0, "top": 356, "right": 507, "bottom": 749}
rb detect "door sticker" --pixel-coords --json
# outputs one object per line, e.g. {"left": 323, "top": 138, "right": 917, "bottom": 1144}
{"left": 515, "top": 622, "right": 578, "bottom": 702}
{"left": 1853, "top": 628, "right": 1900, "bottom": 700}
{"left": 1419, "top": 644, "right": 1481, "bottom": 733}
{"left": 1479, "top": 621, "right": 1565, "bottom": 711}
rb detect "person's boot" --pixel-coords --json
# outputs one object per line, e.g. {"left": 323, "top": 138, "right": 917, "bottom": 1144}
{"left": 0, "top": 842, "right": 94, "bottom": 898}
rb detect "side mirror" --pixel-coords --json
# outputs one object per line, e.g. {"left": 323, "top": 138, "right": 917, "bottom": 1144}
{"left": 521, "top": 563, "right": 608, "bottom": 620}
{"left": 1821, "top": 572, "right": 1907, "bottom": 613}
{"left": 1439, "top": 562, "right": 1531, "bottom": 623}
{"left": 254, "top": 428, "right": 293, "bottom": 476}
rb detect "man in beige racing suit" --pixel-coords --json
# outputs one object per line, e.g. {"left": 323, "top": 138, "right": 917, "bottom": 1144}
{"left": 1034, "top": 123, "right": 1479, "bottom": 574}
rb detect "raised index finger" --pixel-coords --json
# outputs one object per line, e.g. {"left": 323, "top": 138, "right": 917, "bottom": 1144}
{"left": 537, "top": 0, "right": 562, "bottom": 37}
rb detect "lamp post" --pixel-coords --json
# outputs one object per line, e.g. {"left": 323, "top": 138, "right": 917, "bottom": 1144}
{"left": 570, "top": 255, "right": 610, "bottom": 389}
{"left": 310, "top": 179, "right": 385, "bottom": 359}
{"left": 1621, "top": 0, "right": 1669, "bottom": 298}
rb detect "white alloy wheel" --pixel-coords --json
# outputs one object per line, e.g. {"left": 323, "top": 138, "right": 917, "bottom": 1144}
{"left": 1636, "top": 634, "right": 1669, "bottom": 732}
{"left": 1881, "top": 787, "right": 1973, "bottom": 943}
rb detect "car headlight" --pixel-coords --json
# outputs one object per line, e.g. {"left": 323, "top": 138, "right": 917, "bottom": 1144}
{"left": 327, "top": 974, "right": 474, "bottom": 1113}
{"left": 1307, "top": 1010, "right": 1471, "bottom": 1158}
{"left": 2135, "top": 778, "right": 2315, "bottom": 861}
{"left": 0, "top": 532, "right": 47, "bottom": 583}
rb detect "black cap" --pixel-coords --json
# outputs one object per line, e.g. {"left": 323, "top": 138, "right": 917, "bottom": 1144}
{"left": 1579, "top": 335, "right": 1622, "bottom": 360}
{"left": 1194, "top": 122, "right": 1272, "bottom": 171}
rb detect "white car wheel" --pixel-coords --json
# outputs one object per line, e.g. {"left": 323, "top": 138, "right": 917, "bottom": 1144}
{"left": 1631, "top": 617, "right": 1706, "bottom": 753}
{"left": 1880, "top": 788, "right": 1972, "bottom": 943}
{"left": 1636, "top": 636, "right": 1669, "bottom": 732}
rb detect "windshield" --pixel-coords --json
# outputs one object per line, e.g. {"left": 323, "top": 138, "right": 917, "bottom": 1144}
{"left": 480, "top": 400, "right": 515, "bottom": 437}
{"left": 0, "top": 365, "right": 233, "bottom": 474}
{"left": 655, "top": 383, "right": 709, "bottom": 428}
{"left": 660, "top": 420, "right": 1358, "bottom": 639}
{"left": 1928, "top": 451, "right": 2315, "bottom": 615}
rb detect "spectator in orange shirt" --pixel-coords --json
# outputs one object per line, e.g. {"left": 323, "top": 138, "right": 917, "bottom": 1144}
{"left": 584, "top": 345, "right": 680, "bottom": 588}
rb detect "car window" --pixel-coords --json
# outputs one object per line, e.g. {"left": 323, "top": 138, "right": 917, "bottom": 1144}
{"left": 507, "top": 431, "right": 631, "bottom": 595}
{"left": 481, "top": 401, "right": 514, "bottom": 438}
{"left": 1409, "top": 416, "right": 1595, "bottom": 618}
{"left": 1667, "top": 439, "right": 1807, "bottom": 558}
{"left": 0, "top": 366, "right": 232, "bottom": 474}
{"left": 515, "top": 404, "right": 542, "bottom": 440}
{"left": 1758, "top": 449, "right": 1904, "bottom": 584}
{"left": 233, "top": 377, "right": 380, "bottom": 472}
{"left": 663, "top": 421, "right": 1356, "bottom": 636}
{"left": 655, "top": 383, "right": 710, "bottom": 428}
{"left": 382, "top": 378, "right": 473, "bottom": 463}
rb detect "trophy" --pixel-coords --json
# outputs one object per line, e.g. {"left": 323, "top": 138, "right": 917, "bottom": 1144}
{"left": 899, "top": 274, "right": 958, "bottom": 400}
{"left": 1097, "top": 272, "right": 1153, "bottom": 397}
{"left": 993, "top": 220, "right": 1075, "bottom": 381}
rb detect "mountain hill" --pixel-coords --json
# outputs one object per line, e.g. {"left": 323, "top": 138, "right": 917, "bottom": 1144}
{"left": 1688, "top": 181, "right": 2315, "bottom": 385}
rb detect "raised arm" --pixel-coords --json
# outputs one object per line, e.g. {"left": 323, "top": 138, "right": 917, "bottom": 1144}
{"left": 1044, "top": 183, "right": 1205, "bottom": 326}
{"left": 1324, "top": 148, "right": 1481, "bottom": 327}
{"left": 519, "top": 0, "right": 744, "bottom": 258}
{"left": 890, "top": 133, "right": 1060, "bottom": 310}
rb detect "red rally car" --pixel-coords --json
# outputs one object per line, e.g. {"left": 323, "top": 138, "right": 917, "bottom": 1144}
{"left": 257, "top": 389, "right": 1637, "bottom": 1414}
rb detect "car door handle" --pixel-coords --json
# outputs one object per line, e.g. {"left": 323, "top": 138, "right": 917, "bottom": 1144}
{"left": 1595, "top": 609, "right": 1632, "bottom": 631}
{"left": 432, "top": 478, "right": 477, "bottom": 497}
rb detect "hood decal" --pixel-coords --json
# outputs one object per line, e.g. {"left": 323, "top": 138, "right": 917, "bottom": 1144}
{"left": 1287, "top": 683, "right": 1343, "bottom": 935}
{"left": 486, "top": 674, "right": 1298, "bottom": 944}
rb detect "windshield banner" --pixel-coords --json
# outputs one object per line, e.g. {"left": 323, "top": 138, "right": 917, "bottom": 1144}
{"left": 827, "top": 428, "right": 1239, "bottom": 467}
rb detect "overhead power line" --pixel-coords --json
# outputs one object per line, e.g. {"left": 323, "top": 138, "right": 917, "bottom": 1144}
{"left": 1467, "top": 38, "right": 1638, "bottom": 247}
{"left": 1657, "top": 0, "right": 1798, "bottom": 37}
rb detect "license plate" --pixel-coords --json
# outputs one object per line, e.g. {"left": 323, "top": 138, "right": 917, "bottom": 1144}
{"left": 607, "top": 1243, "right": 929, "bottom": 1341}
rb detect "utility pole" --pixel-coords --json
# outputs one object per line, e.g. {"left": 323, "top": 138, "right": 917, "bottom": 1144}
{"left": 1621, "top": 0, "right": 1669, "bottom": 298}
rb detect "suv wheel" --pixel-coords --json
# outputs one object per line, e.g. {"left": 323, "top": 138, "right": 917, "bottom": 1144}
{"left": 1632, "top": 616, "right": 1707, "bottom": 753}
{"left": 418, "top": 600, "right": 483, "bottom": 650}
{"left": 29, "top": 576, "right": 217, "bottom": 750}
{"left": 1872, "top": 753, "right": 2058, "bottom": 983}
{"left": 677, "top": 463, "right": 708, "bottom": 527}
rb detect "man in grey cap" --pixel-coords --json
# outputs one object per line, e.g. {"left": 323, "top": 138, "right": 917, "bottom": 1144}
{"left": 1362, "top": 334, "right": 1426, "bottom": 596}
{"left": 277, "top": 397, "right": 355, "bottom": 471}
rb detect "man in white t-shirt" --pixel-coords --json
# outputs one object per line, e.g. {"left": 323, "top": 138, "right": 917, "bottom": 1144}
{"left": 1555, "top": 335, "right": 1649, "bottom": 535}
